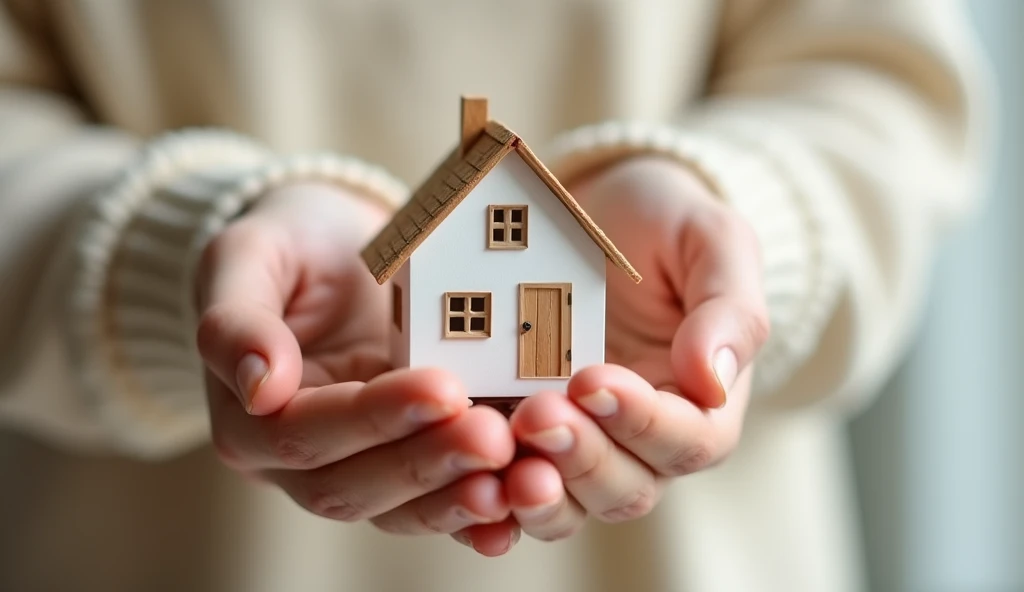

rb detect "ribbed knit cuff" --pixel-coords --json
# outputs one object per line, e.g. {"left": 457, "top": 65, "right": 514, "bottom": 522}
{"left": 547, "top": 121, "right": 842, "bottom": 396}
{"left": 70, "top": 129, "right": 408, "bottom": 457}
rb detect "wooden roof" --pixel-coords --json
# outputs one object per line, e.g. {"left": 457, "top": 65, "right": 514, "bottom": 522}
{"left": 361, "top": 121, "right": 642, "bottom": 285}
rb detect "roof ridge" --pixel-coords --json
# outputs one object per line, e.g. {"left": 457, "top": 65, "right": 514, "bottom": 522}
{"left": 360, "top": 118, "right": 641, "bottom": 285}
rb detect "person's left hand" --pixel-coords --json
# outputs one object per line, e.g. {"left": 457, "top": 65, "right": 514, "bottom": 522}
{"left": 452, "top": 156, "right": 770, "bottom": 555}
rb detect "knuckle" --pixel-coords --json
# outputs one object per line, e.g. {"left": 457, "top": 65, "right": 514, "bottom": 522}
{"left": 564, "top": 437, "right": 615, "bottom": 483}
{"left": 195, "top": 305, "right": 231, "bottom": 357}
{"left": 723, "top": 299, "right": 771, "bottom": 352}
{"left": 210, "top": 427, "right": 243, "bottom": 468}
{"left": 369, "top": 517, "right": 402, "bottom": 534}
{"left": 195, "top": 235, "right": 224, "bottom": 292}
{"left": 364, "top": 406, "right": 399, "bottom": 443}
{"left": 270, "top": 427, "right": 324, "bottom": 470}
{"left": 303, "top": 484, "right": 369, "bottom": 522}
{"left": 398, "top": 444, "right": 442, "bottom": 491}
{"left": 665, "top": 441, "right": 717, "bottom": 476}
{"left": 618, "top": 412, "right": 658, "bottom": 446}
{"left": 599, "top": 485, "right": 658, "bottom": 523}
{"left": 411, "top": 504, "right": 448, "bottom": 535}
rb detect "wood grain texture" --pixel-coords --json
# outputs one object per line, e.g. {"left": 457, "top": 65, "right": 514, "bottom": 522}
{"left": 360, "top": 122, "right": 517, "bottom": 284}
{"left": 538, "top": 288, "right": 557, "bottom": 376}
{"left": 460, "top": 96, "right": 488, "bottom": 157}
{"left": 519, "top": 283, "right": 571, "bottom": 378}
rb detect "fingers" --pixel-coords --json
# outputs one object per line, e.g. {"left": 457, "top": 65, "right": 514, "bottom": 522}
{"left": 196, "top": 223, "right": 303, "bottom": 414}
{"left": 671, "top": 297, "right": 764, "bottom": 408}
{"left": 510, "top": 392, "right": 660, "bottom": 525}
{"left": 673, "top": 207, "right": 769, "bottom": 407}
{"left": 371, "top": 472, "right": 509, "bottom": 535}
{"left": 504, "top": 456, "right": 586, "bottom": 540}
{"left": 264, "top": 405, "right": 515, "bottom": 523}
{"left": 209, "top": 367, "right": 472, "bottom": 471}
{"left": 452, "top": 519, "right": 522, "bottom": 557}
{"left": 198, "top": 302, "right": 304, "bottom": 415}
{"left": 566, "top": 365, "right": 744, "bottom": 477}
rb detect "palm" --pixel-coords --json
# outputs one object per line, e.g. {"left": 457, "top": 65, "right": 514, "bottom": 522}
{"left": 247, "top": 185, "right": 393, "bottom": 389}
{"left": 570, "top": 158, "right": 744, "bottom": 400}
{"left": 283, "top": 256, "right": 390, "bottom": 388}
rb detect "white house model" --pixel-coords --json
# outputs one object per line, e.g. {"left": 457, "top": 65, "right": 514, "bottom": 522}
{"left": 361, "top": 97, "right": 641, "bottom": 401}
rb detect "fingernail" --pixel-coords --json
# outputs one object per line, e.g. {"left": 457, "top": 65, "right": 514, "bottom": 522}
{"left": 713, "top": 348, "right": 738, "bottom": 395}
{"left": 406, "top": 403, "right": 455, "bottom": 424}
{"left": 502, "top": 529, "right": 521, "bottom": 554}
{"left": 235, "top": 353, "right": 270, "bottom": 413}
{"left": 523, "top": 426, "right": 574, "bottom": 454}
{"left": 576, "top": 389, "right": 618, "bottom": 417}
{"left": 515, "top": 500, "right": 561, "bottom": 520}
{"left": 451, "top": 453, "right": 497, "bottom": 472}
{"left": 454, "top": 506, "right": 493, "bottom": 523}
{"left": 452, "top": 532, "right": 475, "bottom": 549}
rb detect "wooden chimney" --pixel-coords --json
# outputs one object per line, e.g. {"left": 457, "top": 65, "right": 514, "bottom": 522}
{"left": 460, "top": 96, "right": 488, "bottom": 156}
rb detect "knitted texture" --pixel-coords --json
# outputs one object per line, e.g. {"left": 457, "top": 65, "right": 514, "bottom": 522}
{"left": 70, "top": 129, "right": 408, "bottom": 456}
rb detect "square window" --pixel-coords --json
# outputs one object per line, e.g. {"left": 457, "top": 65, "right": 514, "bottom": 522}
{"left": 444, "top": 292, "right": 491, "bottom": 339}
{"left": 487, "top": 206, "right": 528, "bottom": 249}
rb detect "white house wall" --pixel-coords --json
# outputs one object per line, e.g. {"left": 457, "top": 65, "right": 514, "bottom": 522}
{"left": 408, "top": 152, "right": 607, "bottom": 397}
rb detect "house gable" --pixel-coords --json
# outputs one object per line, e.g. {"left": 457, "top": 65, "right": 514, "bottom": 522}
{"left": 360, "top": 122, "right": 641, "bottom": 285}
{"left": 405, "top": 152, "right": 607, "bottom": 397}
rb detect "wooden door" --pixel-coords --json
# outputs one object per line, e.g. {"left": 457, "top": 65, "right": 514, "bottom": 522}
{"left": 519, "top": 283, "right": 571, "bottom": 378}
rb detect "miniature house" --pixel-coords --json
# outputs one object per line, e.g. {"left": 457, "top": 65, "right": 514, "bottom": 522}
{"left": 361, "top": 97, "right": 640, "bottom": 399}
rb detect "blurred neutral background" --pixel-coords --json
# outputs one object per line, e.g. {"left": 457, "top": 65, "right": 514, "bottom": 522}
{"left": 849, "top": 1, "right": 1023, "bottom": 591}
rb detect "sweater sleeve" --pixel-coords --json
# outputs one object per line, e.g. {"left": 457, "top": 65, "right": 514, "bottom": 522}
{"left": 0, "top": 5, "right": 406, "bottom": 457}
{"left": 548, "top": 0, "right": 994, "bottom": 414}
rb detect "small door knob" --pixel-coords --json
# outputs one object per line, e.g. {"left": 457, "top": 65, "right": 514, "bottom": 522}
{"left": 521, "top": 321, "right": 532, "bottom": 332}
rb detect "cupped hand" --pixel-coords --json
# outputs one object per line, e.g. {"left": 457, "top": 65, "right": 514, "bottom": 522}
{"left": 194, "top": 182, "right": 515, "bottom": 536}
{"left": 457, "top": 157, "right": 770, "bottom": 552}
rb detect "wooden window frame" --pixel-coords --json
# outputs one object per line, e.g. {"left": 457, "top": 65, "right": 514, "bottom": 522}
{"left": 444, "top": 292, "right": 492, "bottom": 339}
{"left": 487, "top": 205, "right": 528, "bottom": 249}
{"left": 392, "top": 284, "right": 402, "bottom": 331}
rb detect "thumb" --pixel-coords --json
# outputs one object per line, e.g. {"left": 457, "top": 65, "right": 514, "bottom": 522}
{"left": 195, "top": 227, "right": 303, "bottom": 415}
{"left": 670, "top": 297, "right": 770, "bottom": 409}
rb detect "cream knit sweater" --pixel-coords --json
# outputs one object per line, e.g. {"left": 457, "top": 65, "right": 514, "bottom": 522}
{"left": 0, "top": 1, "right": 991, "bottom": 591}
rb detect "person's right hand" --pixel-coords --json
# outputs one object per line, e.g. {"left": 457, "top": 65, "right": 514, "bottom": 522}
{"left": 194, "top": 181, "right": 516, "bottom": 541}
